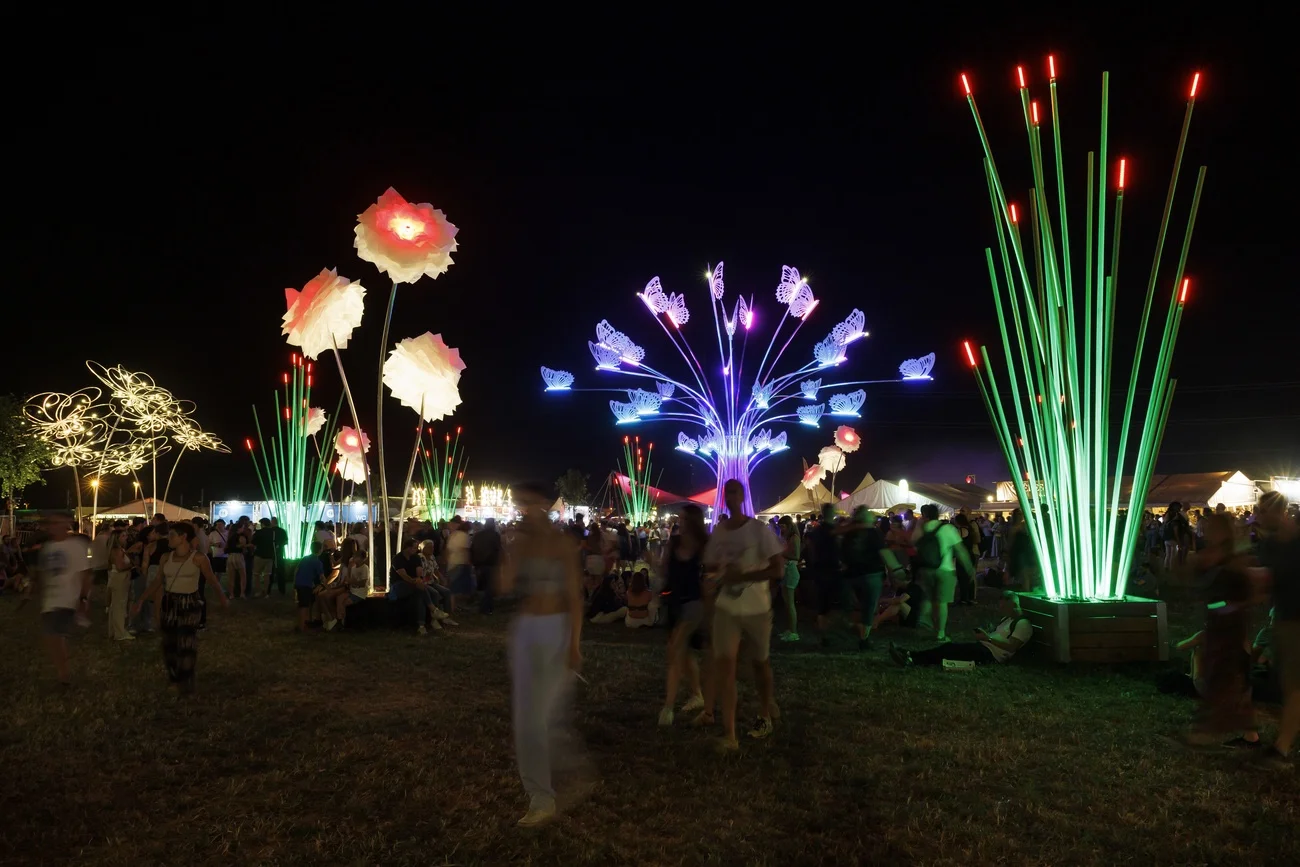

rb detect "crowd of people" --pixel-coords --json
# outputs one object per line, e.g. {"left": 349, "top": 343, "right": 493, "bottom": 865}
{"left": 3, "top": 482, "right": 1296, "bottom": 824}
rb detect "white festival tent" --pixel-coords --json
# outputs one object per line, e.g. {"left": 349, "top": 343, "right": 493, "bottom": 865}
{"left": 840, "top": 479, "right": 992, "bottom": 516}
{"left": 76, "top": 498, "right": 206, "bottom": 523}
{"left": 757, "top": 481, "right": 835, "bottom": 517}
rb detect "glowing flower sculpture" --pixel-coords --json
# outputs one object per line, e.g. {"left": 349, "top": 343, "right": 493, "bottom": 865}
{"left": 542, "top": 262, "right": 928, "bottom": 521}
{"left": 818, "top": 445, "right": 846, "bottom": 474}
{"left": 354, "top": 187, "right": 459, "bottom": 284}
{"left": 801, "top": 462, "right": 827, "bottom": 490}
{"left": 334, "top": 426, "right": 371, "bottom": 485}
{"left": 305, "top": 407, "right": 328, "bottom": 438}
{"left": 24, "top": 389, "right": 106, "bottom": 469}
{"left": 383, "top": 333, "right": 466, "bottom": 422}
{"left": 834, "top": 425, "right": 861, "bottom": 453}
{"left": 283, "top": 268, "right": 368, "bottom": 360}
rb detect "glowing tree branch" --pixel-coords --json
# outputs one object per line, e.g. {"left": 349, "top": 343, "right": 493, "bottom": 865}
{"left": 958, "top": 61, "right": 1205, "bottom": 600}
{"left": 544, "top": 263, "right": 928, "bottom": 521}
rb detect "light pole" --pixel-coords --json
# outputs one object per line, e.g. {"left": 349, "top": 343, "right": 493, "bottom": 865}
{"left": 90, "top": 478, "right": 100, "bottom": 539}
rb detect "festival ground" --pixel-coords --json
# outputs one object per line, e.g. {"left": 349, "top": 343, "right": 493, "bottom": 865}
{"left": 1, "top": 589, "right": 1294, "bottom": 866}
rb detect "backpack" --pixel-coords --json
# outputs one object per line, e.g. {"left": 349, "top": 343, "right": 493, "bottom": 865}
{"left": 915, "top": 527, "right": 942, "bottom": 570}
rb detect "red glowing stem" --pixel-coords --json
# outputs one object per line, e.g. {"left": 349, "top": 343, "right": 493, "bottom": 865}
{"left": 244, "top": 438, "right": 254, "bottom": 451}
{"left": 960, "top": 73, "right": 971, "bottom": 95}
{"left": 1179, "top": 278, "right": 1190, "bottom": 303}
{"left": 1048, "top": 55, "right": 1056, "bottom": 79}
{"left": 1118, "top": 158, "right": 1127, "bottom": 190}
{"left": 1009, "top": 203, "right": 1019, "bottom": 224}
{"left": 1189, "top": 72, "right": 1201, "bottom": 99}
{"left": 1017, "top": 65, "right": 1026, "bottom": 88}
{"left": 1031, "top": 101, "right": 1039, "bottom": 125}
{"left": 963, "top": 341, "right": 977, "bottom": 367}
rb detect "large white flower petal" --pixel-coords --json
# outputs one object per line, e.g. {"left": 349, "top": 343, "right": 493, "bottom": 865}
{"left": 283, "top": 269, "right": 367, "bottom": 360}
{"left": 382, "top": 332, "right": 466, "bottom": 422}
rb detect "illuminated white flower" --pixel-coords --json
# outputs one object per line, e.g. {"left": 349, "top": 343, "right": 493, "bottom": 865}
{"left": 172, "top": 419, "right": 231, "bottom": 453}
{"left": 802, "top": 463, "right": 827, "bottom": 490}
{"left": 818, "top": 445, "right": 846, "bottom": 474}
{"left": 834, "top": 425, "right": 861, "bottom": 453}
{"left": 354, "top": 187, "right": 459, "bottom": 284}
{"left": 382, "top": 332, "right": 466, "bottom": 422}
{"left": 335, "top": 426, "right": 370, "bottom": 459}
{"left": 337, "top": 454, "right": 368, "bottom": 485}
{"left": 283, "top": 268, "right": 367, "bottom": 360}
{"left": 305, "top": 407, "right": 327, "bottom": 437}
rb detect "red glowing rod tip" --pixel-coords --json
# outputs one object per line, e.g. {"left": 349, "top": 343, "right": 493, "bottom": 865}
{"left": 1009, "top": 203, "right": 1019, "bottom": 224}
{"left": 1179, "top": 278, "right": 1190, "bottom": 303}
{"left": 1031, "top": 101, "right": 1039, "bottom": 125}
{"left": 960, "top": 73, "right": 971, "bottom": 96}
{"left": 1189, "top": 71, "right": 1201, "bottom": 99}
{"left": 962, "top": 341, "right": 977, "bottom": 368}
{"left": 1048, "top": 55, "right": 1056, "bottom": 79}
{"left": 1016, "top": 65, "right": 1026, "bottom": 88}
{"left": 1117, "top": 158, "right": 1127, "bottom": 190}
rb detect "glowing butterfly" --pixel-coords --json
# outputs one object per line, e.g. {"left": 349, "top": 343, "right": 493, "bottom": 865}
{"left": 798, "top": 404, "right": 825, "bottom": 426}
{"left": 751, "top": 382, "right": 774, "bottom": 409}
{"left": 813, "top": 336, "right": 844, "bottom": 367}
{"left": 708, "top": 261, "right": 725, "bottom": 299}
{"left": 768, "top": 431, "right": 789, "bottom": 452}
{"left": 775, "top": 266, "right": 804, "bottom": 303}
{"left": 589, "top": 341, "right": 622, "bottom": 369}
{"left": 628, "top": 388, "right": 662, "bottom": 414}
{"left": 676, "top": 432, "right": 699, "bottom": 452}
{"left": 656, "top": 381, "right": 675, "bottom": 399}
{"left": 610, "top": 400, "right": 641, "bottom": 424}
{"left": 639, "top": 277, "right": 669, "bottom": 314}
{"left": 899, "top": 352, "right": 936, "bottom": 380}
{"left": 788, "top": 283, "right": 817, "bottom": 319}
{"left": 665, "top": 292, "right": 690, "bottom": 327}
{"left": 749, "top": 428, "right": 772, "bottom": 451}
{"left": 699, "top": 434, "right": 721, "bottom": 455}
{"left": 540, "top": 366, "right": 574, "bottom": 390}
{"left": 800, "top": 378, "right": 821, "bottom": 399}
{"left": 831, "top": 309, "right": 867, "bottom": 345}
{"left": 829, "top": 390, "right": 866, "bottom": 416}
{"left": 595, "top": 320, "right": 645, "bottom": 364}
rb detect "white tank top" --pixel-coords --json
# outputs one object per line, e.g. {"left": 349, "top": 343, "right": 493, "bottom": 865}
{"left": 161, "top": 551, "right": 202, "bottom": 594}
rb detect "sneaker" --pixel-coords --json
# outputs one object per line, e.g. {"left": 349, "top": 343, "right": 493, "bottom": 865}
{"left": 690, "top": 711, "right": 715, "bottom": 728}
{"left": 680, "top": 694, "right": 705, "bottom": 713}
{"left": 443, "top": 618, "right": 459, "bottom": 627}
{"left": 116, "top": 634, "right": 136, "bottom": 642}
{"left": 431, "top": 618, "right": 444, "bottom": 631}
{"left": 658, "top": 707, "right": 674, "bottom": 727}
{"left": 747, "top": 716, "right": 774, "bottom": 739}
{"left": 715, "top": 736, "right": 740, "bottom": 754}
{"left": 323, "top": 618, "right": 337, "bottom": 632}
{"left": 779, "top": 631, "right": 800, "bottom": 642}
{"left": 1224, "top": 736, "right": 1263, "bottom": 749}
{"left": 417, "top": 625, "right": 427, "bottom": 636}
{"left": 1248, "top": 747, "right": 1294, "bottom": 772}
{"left": 433, "top": 608, "right": 449, "bottom": 621}
{"left": 516, "top": 805, "right": 557, "bottom": 828}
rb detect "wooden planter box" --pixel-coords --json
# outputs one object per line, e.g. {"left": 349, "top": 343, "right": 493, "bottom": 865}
{"left": 1016, "top": 594, "right": 1169, "bottom": 663}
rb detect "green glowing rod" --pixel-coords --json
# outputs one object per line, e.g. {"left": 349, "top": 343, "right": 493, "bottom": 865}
{"left": 617, "top": 435, "right": 660, "bottom": 524}
{"left": 248, "top": 354, "right": 342, "bottom": 560}
{"left": 958, "top": 62, "right": 1205, "bottom": 601}
{"left": 418, "top": 425, "right": 468, "bottom": 523}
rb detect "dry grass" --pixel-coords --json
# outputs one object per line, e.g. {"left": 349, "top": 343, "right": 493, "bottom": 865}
{"left": 0, "top": 588, "right": 1295, "bottom": 866}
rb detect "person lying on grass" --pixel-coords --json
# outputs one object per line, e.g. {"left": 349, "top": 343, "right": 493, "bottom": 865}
{"left": 889, "top": 591, "right": 1031, "bottom": 667}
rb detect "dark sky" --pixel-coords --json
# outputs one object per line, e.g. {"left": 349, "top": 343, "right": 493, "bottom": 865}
{"left": 10, "top": 20, "right": 1295, "bottom": 512}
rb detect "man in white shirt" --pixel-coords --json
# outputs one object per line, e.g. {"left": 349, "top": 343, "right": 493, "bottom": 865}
{"left": 446, "top": 517, "right": 473, "bottom": 595}
{"left": 703, "top": 479, "right": 784, "bottom": 750}
{"left": 890, "top": 591, "right": 1033, "bottom": 666}
{"left": 910, "top": 503, "right": 975, "bottom": 641}
{"left": 29, "top": 512, "right": 92, "bottom": 685}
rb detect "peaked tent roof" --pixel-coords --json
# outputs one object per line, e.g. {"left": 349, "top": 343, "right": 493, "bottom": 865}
{"left": 757, "top": 481, "right": 835, "bottom": 516}
{"left": 850, "top": 472, "right": 876, "bottom": 495}
{"left": 841, "top": 479, "right": 993, "bottom": 514}
{"left": 989, "top": 471, "right": 1261, "bottom": 509}
{"left": 77, "top": 498, "right": 206, "bottom": 522}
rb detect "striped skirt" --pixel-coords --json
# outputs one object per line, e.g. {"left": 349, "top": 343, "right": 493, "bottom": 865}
{"left": 161, "top": 591, "right": 203, "bottom": 692}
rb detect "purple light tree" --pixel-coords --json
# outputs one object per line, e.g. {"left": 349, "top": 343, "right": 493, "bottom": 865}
{"left": 542, "top": 263, "right": 932, "bottom": 521}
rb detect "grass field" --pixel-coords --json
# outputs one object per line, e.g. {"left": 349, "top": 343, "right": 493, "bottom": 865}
{"left": 0, "top": 587, "right": 1295, "bottom": 866}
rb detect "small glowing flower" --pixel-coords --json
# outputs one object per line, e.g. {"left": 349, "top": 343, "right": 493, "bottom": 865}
{"left": 335, "top": 426, "right": 371, "bottom": 459}
{"left": 834, "top": 425, "right": 861, "bottom": 453}
{"left": 283, "top": 268, "right": 368, "bottom": 360}
{"left": 337, "top": 454, "right": 368, "bottom": 485}
{"left": 305, "top": 407, "right": 327, "bottom": 437}
{"left": 354, "top": 187, "right": 459, "bottom": 284}
{"left": 382, "top": 332, "right": 466, "bottom": 422}
{"left": 818, "top": 445, "right": 846, "bottom": 474}
{"left": 802, "top": 463, "right": 827, "bottom": 490}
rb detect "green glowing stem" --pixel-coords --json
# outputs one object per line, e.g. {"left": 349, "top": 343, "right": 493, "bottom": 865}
{"left": 1099, "top": 191, "right": 1124, "bottom": 593}
{"left": 1103, "top": 98, "right": 1198, "bottom": 585}
{"left": 249, "top": 409, "right": 274, "bottom": 507}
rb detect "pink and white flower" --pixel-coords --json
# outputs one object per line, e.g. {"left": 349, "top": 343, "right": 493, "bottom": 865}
{"left": 354, "top": 187, "right": 459, "bottom": 284}
{"left": 834, "top": 425, "right": 861, "bottom": 453}
{"left": 818, "top": 445, "right": 846, "bottom": 474}
{"left": 801, "top": 463, "right": 827, "bottom": 490}
{"left": 283, "top": 269, "right": 367, "bottom": 360}
{"left": 334, "top": 426, "right": 370, "bottom": 458}
{"left": 305, "top": 407, "right": 327, "bottom": 438}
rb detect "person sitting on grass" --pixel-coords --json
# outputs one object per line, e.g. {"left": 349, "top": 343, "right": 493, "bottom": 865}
{"left": 889, "top": 590, "right": 1031, "bottom": 667}
{"left": 625, "top": 571, "right": 653, "bottom": 628}
{"left": 587, "top": 570, "right": 628, "bottom": 624}
{"left": 315, "top": 539, "right": 361, "bottom": 631}
{"left": 294, "top": 541, "right": 334, "bottom": 633}
{"left": 419, "top": 540, "right": 458, "bottom": 624}
{"left": 873, "top": 569, "right": 922, "bottom": 630}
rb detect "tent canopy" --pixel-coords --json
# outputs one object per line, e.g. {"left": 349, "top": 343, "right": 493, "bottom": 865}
{"left": 840, "top": 479, "right": 993, "bottom": 515}
{"left": 610, "top": 473, "right": 713, "bottom": 509}
{"left": 78, "top": 498, "right": 206, "bottom": 522}
{"left": 992, "top": 470, "right": 1260, "bottom": 510}
{"left": 757, "top": 481, "right": 835, "bottom": 517}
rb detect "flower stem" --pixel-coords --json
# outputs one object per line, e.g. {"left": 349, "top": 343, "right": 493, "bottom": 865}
{"left": 375, "top": 280, "right": 399, "bottom": 587}
{"left": 332, "top": 338, "right": 377, "bottom": 595}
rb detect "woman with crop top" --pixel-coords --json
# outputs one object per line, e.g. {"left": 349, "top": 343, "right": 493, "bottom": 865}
{"left": 497, "top": 482, "right": 590, "bottom": 828}
{"left": 658, "top": 504, "right": 710, "bottom": 726}
{"left": 134, "top": 522, "right": 228, "bottom": 695}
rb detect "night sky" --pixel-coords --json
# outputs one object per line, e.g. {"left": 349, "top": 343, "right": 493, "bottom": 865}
{"left": 11, "top": 20, "right": 1294, "bottom": 512}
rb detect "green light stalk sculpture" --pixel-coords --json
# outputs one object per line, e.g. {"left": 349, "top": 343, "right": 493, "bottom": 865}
{"left": 617, "top": 435, "right": 660, "bottom": 524}
{"left": 418, "top": 425, "right": 468, "bottom": 523}
{"left": 247, "top": 353, "right": 341, "bottom": 559}
{"left": 958, "top": 59, "right": 1205, "bottom": 600}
